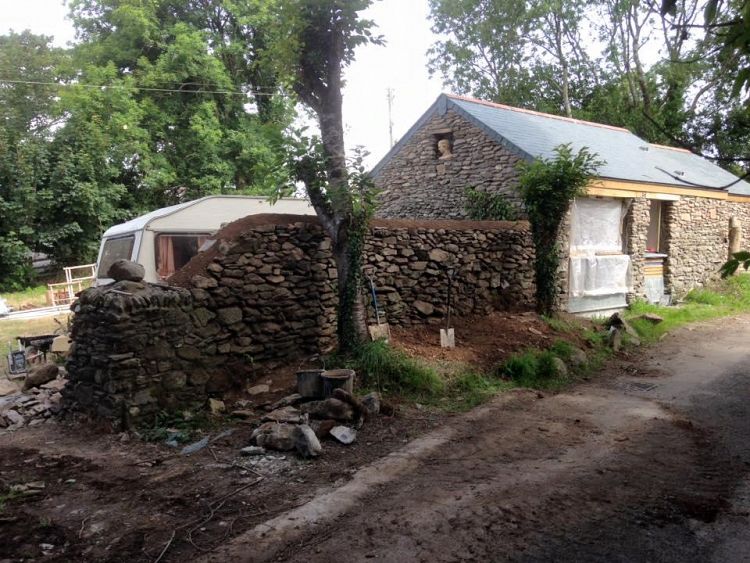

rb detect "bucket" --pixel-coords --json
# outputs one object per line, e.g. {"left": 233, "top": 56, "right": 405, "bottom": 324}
{"left": 296, "top": 369, "right": 324, "bottom": 398}
{"left": 321, "top": 369, "right": 355, "bottom": 398}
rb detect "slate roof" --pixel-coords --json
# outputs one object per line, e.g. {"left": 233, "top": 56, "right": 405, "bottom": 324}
{"left": 372, "top": 94, "right": 750, "bottom": 195}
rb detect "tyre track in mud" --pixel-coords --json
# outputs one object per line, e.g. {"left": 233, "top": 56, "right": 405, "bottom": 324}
{"left": 216, "top": 317, "right": 750, "bottom": 563}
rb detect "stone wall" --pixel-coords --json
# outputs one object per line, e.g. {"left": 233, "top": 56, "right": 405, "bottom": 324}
{"left": 177, "top": 216, "right": 535, "bottom": 368}
{"left": 374, "top": 109, "right": 524, "bottom": 219}
{"left": 64, "top": 280, "right": 201, "bottom": 428}
{"left": 621, "top": 195, "right": 750, "bottom": 299}
{"left": 66, "top": 216, "right": 535, "bottom": 423}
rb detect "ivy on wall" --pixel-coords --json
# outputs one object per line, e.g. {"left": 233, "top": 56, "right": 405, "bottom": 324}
{"left": 518, "top": 144, "right": 604, "bottom": 314}
{"left": 463, "top": 187, "right": 519, "bottom": 221}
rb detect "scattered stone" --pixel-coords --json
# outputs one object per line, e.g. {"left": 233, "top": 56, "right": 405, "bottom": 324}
{"left": 240, "top": 446, "right": 266, "bottom": 456}
{"left": 300, "top": 398, "right": 354, "bottom": 421}
{"left": 262, "top": 406, "right": 303, "bottom": 424}
{"left": 310, "top": 419, "right": 337, "bottom": 439}
{"left": 569, "top": 348, "right": 588, "bottom": 368}
{"left": 208, "top": 398, "right": 226, "bottom": 414}
{"left": 23, "top": 363, "right": 59, "bottom": 391}
{"left": 270, "top": 393, "right": 304, "bottom": 410}
{"left": 637, "top": 313, "right": 664, "bottom": 324}
{"left": 230, "top": 409, "right": 255, "bottom": 419}
{"left": 332, "top": 388, "right": 367, "bottom": 423}
{"left": 252, "top": 422, "right": 297, "bottom": 451}
{"left": 107, "top": 259, "right": 145, "bottom": 282}
{"left": 41, "top": 378, "right": 66, "bottom": 392}
{"left": 181, "top": 436, "right": 210, "bottom": 455}
{"left": 361, "top": 392, "right": 381, "bottom": 415}
{"left": 609, "top": 327, "right": 623, "bottom": 352}
{"left": 294, "top": 424, "right": 323, "bottom": 457}
{"left": 528, "top": 327, "right": 544, "bottom": 336}
{"left": 330, "top": 425, "right": 357, "bottom": 445}
{"left": 247, "top": 384, "right": 270, "bottom": 396}
{"left": 413, "top": 300, "right": 435, "bottom": 316}
{"left": 551, "top": 357, "right": 568, "bottom": 377}
{"left": 4, "top": 410, "right": 24, "bottom": 425}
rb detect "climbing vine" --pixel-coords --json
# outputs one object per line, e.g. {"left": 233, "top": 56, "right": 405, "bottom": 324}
{"left": 518, "top": 144, "right": 604, "bottom": 315}
{"left": 463, "top": 187, "right": 519, "bottom": 220}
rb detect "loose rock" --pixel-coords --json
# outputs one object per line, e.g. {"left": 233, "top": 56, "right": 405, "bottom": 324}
{"left": 294, "top": 424, "right": 322, "bottom": 457}
{"left": 361, "top": 392, "right": 381, "bottom": 415}
{"left": 208, "top": 398, "right": 226, "bottom": 414}
{"left": 247, "top": 384, "right": 270, "bottom": 396}
{"left": 262, "top": 406, "right": 303, "bottom": 424}
{"left": 330, "top": 425, "right": 357, "bottom": 445}
{"left": 252, "top": 422, "right": 297, "bottom": 451}
{"left": 23, "top": 364, "right": 59, "bottom": 391}
{"left": 107, "top": 259, "right": 145, "bottom": 282}
{"left": 240, "top": 446, "right": 266, "bottom": 456}
{"left": 300, "top": 398, "right": 354, "bottom": 421}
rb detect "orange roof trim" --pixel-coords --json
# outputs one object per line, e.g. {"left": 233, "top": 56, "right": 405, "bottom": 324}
{"left": 446, "top": 94, "right": 632, "bottom": 134}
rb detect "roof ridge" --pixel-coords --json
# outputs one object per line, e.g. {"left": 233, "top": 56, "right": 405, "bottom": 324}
{"left": 446, "top": 94, "right": 632, "bottom": 134}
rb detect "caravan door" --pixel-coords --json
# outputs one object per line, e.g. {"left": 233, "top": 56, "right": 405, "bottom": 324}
{"left": 568, "top": 198, "right": 631, "bottom": 314}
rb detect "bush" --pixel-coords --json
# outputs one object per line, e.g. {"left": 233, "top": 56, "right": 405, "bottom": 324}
{"left": 464, "top": 187, "right": 519, "bottom": 220}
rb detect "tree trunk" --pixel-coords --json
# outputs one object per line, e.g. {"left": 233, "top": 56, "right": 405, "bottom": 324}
{"left": 333, "top": 235, "right": 369, "bottom": 353}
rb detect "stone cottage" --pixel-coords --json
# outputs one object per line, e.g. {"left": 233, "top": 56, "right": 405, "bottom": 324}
{"left": 373, "top": 94, "right": 750, "bottom": 314}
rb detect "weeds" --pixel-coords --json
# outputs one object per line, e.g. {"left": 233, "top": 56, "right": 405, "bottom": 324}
{"left": 139, "top": 409, "right": 215, "bottom": 443}
{"left": 0, "top": 487, "right": 23, "bottom": 514}
{"left": 347, "top": 340, "right": 445, "bottom": 397}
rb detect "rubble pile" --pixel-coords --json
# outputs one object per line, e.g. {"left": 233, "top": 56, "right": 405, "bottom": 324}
{"left": 242, "top": 388, "right": 383, "bottom": 459}
{"left": 0, "top": 369, "right": 67, "bottom": 430}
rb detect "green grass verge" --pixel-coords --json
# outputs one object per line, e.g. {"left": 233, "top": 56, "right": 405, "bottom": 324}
{"left": 1, "top": 285, "right": 49, "bottom": 310}
{"left": 625, "top": 275, "right": 750, "bottom": 343}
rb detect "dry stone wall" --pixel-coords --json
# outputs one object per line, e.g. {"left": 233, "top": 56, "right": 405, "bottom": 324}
{"left": 66, "top": 216, "right": 535, "bottom": 423}
{"left": 64, "top": 280, "right": 200, "bottom": 428}
{"left": 374, "top": 109, "right": 524, "bottom": 219}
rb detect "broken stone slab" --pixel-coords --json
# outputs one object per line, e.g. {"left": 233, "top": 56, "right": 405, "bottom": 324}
{"left": 636, "top": 313, "right": 664, "bottom": 324}
{"left": 4, "top": 410, "right": 24, "bottom": 425}
{"left": 247, "top": 384, "right": 270, "bottom": 396}
{"left": 330, "top": 425, "right": 357, "bottom": 445}
{"left": 181, "top": 436, "right": 210, "bottom": 456}
{"left": 240, "top": 446, "right": 266, "bottom": 456}
{"left": 261, "top": 406, "right": 303, "bottom": 424}
{"left": 23, "top": 364, "right": 59, "bottom": 391}
{"left": 361, "top": 392, "right": 381, "bottom": 415}
{"left": 40, "top": 378, "right": 67, "bottom": 392}
{"left": 107, "top": 259, "right": 145, "bottom": 282}
{"left": 300, "top": 398, "right": 354, "bottom": 422}
{"left": 294, "top": 424, "right": 322, "bottom": 458}
{"left": 270, "top": 393, "right": 304, "bottom": 410}
{"left": 230, "top": 409, "right": 255, "bottom": 419}
{"left": 252, "top": 422, "right": 297, "bottom": 451}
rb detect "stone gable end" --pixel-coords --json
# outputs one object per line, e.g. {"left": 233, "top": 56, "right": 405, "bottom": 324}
{"left": 374, "top": 109, "right": 524, "bottom": 219}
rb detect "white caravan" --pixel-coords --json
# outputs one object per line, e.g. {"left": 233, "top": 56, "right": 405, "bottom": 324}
{"left": 95, "top": 195, "right": 314, "bottom": 285}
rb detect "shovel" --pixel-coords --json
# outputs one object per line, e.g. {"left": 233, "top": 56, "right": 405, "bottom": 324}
{"left": 440, "top": 270, "right": 455, "bottom": 348}
{"left": 367, "top": 275, "right": 391, "bottom": 342}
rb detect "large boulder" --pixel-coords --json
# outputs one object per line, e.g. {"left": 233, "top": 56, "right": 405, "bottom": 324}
{"left": 107, "top": 259, "right": 145, "bottom": 282}
{"left": 23, "top": 363, "right": 59, "bottom": 391}
{"left": 300, "top": 398, "right": 354, "bottom": 421}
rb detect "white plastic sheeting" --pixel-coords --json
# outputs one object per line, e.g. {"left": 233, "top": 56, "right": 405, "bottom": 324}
{"left": 570, "top": 198, "right": 626, "bottom": 253}
{"left": 569, "top": 255, "right": 632, "bottom": 298}
{"left": 568, "top": 197, "right": 632, "bottom": 303}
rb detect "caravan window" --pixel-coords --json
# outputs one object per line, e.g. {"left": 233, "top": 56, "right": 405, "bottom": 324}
{"left": 155, "top": 233, "right": 209, "bottom": 279}
{"left": 98, "top": 236, "right": 135, "bottom": 278}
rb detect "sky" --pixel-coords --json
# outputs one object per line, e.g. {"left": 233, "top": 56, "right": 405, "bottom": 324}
{"left": 0, "top": 0, "right": 444, "bottom": 169}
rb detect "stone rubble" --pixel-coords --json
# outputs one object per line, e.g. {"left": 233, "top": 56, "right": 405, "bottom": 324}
{"left": 0, "top": 373, "right": 67, "bottom": 430}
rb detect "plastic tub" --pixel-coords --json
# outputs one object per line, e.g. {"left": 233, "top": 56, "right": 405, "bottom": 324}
{"left": 321, "top": 369, "right": 355, "bottom": 398}
{"left": 296, "top": 369, "right": 324, "bottom": 398}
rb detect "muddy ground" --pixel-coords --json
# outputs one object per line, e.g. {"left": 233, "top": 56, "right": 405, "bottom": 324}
{"left": 2, "top": 314, "right": 750, "bottom": 562}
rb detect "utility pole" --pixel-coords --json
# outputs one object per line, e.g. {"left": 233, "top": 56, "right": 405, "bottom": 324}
{"left": 386, "top": 87, "right": 395, "bottom": 148}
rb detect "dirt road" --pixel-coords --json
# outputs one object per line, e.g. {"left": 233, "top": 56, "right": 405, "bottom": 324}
{"left": 208, "top": 316, "right": 750, "bottom": 563}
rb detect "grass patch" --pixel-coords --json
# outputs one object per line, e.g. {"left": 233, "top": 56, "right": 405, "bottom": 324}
{"left": 0, "top": 315, "right": 70, "bottom": 375}
{"left": 439, "top": 369, "right": 515, "bottom": 411}
{"left": 1, "top": 285, "right": 49, "bottom": 310}
{"left": 348, "top": 340, "right": 445, "bottom": 398}
{"left": 625, "top": 275, "right": 750, "bottom": 343}
{"left": 543, "top": 315, "right": 581, "bottom": 333}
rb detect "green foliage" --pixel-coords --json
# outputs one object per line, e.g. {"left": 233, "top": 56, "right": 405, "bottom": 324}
{"left": 463, "top": 187, "right": 519, "bottom": 220}
{"left": 549, "top": 339, "right": 574, "bottom": 360}
{"left": 139, "top": 409, "right": 214, "bottom": 443}
{"left": 518, "top": 143, "right": 603, "bottom": 315}
{"left": 500, "top": 348, "right": 568, "bottom": 389}
{"left": 0, "top": 285, "right": 49, "bottom": 310}
{"left": 720, "top": 250, "right": 750, "bottom": 278}
{"left": 442, "top": 369, "right": 514, "bottom": 411}
{"left": 348, "top": 340, "right": 445, "bottom": 397}
{"left": 626, "top": 275, "right": 750, "bottom": 343}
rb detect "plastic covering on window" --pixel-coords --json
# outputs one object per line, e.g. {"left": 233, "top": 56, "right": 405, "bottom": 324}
{"left": 570, "top": 198, "right": 627, "bottom": 253}
{"left": 569, "top": 198, "right": 631, "bottom": 298}
{"left": 569, "top": 255, "right": 632, "bottom": 297}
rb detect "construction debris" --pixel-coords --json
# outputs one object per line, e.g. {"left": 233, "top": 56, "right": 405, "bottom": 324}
{"left": 330, "top": 425, "right": 357, "bottom": 445}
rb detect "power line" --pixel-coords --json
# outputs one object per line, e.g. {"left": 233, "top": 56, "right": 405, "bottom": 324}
{"left": 0, "top": 77, "right": 280, "bottom": 97}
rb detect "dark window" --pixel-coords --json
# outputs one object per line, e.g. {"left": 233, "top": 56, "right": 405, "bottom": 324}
{"left": 98, "top": 236, "right": 135, "bottom": 278}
